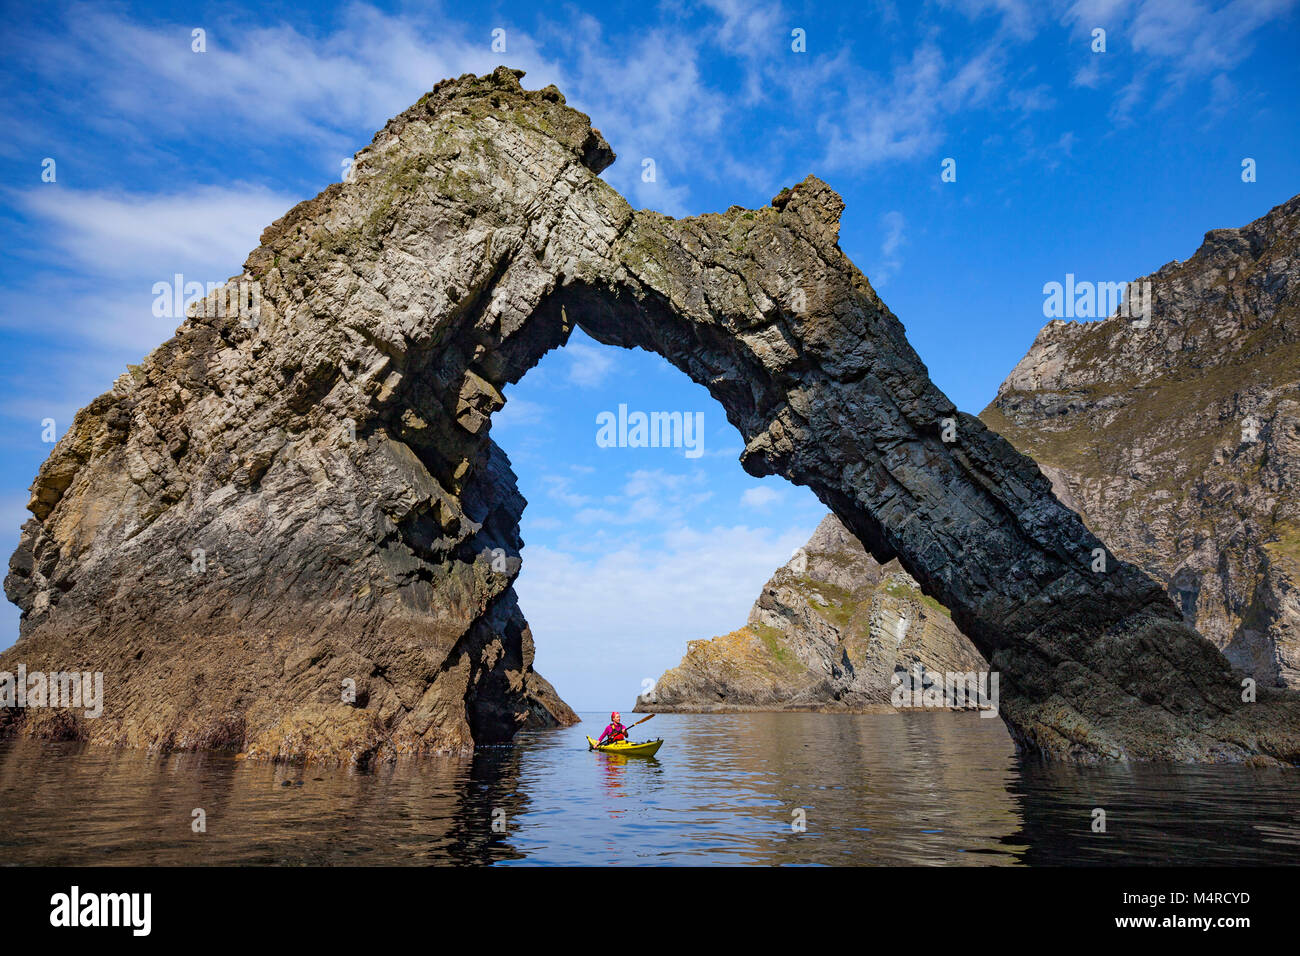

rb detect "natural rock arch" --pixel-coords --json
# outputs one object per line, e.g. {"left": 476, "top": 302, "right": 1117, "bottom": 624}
{"left": 5, "top": 67, "right": 1299, "bottom": 764}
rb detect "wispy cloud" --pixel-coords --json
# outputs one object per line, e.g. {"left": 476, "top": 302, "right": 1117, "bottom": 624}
{"left": 818, "top": 44, "right": 1008, "bottom": 172}
{"left": 544, "top": 15, "right": 727, "bottom": 215}
{"left": 944, "top": 0, "right": 1046, "bottom": 39}
{"left": 740, "top": 485, "right": 782, "bottom": 509}
{"left": 1061, "top": 0, "right": 1299, "bottom": 121}
{"left": 16, "top": 185, "right": 295, "bottom": 277}
{"left": 0, "top": 182, "right": 302, "bottom": 441}
{"left": 572, "top": 469, "right": 714, "bottom": 528}
{"left": 873, "top": 211, "right": 907, "bottom": 288}
{"left": 564, "top": 341, "right": 619, "bottom": 388}
{"left": 515, "top": 519, "right": 816, "bottom": 700}
{"left": 494, "top": 397, "right": 548, "bottom": 429}
{"left": 541, "top": 474, "right": 592, "bottom": 510}
{"left": 6, "top": 4, "right": 543, "bottom": 172}
{"left": 3, "top": 184, "right": 297, "bottom": 360}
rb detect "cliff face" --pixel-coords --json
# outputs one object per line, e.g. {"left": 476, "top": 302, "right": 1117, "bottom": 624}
{"left": 643, "top": 515, "right": 986, "bottom": 712}
{"left": 4, "top": 67, "right": 1299, "bottom": 764}
{"left": 982, "top": 194, "right": 1300, "bottom": 690}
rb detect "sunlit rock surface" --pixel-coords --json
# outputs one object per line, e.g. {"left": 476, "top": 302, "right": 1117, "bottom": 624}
{"left": 5, "top": 68, "right": 1299, "bottom": 764}
{"left": 642, "top": 514, "right": 986, "bottom": 712}
{"left": 983, "top": 195, "right": 1300, "bottom": 691}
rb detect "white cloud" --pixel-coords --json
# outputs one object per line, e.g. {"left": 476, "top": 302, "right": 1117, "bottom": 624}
{"left": 740, "top": 485, "right": 782, "bottom": 509}
{"left": 6, "top": 5, "right": 725, "bottom": 218}
{"left": 17, "top": 185, "right": 296, "bottom": 277}
{"left": 701, "top": 0, "right": 788, "bottom": 100}
{"left": 547, "top": 16, "right": 728, "bottom": 214}
{"left": 944, "top": 0, "right": 1044, "bottom": 39}
{"left": 541, "top": 475, "right": 592, "bottom": 509}
{"left": 818, "top": 44, "right": 1008, "bottom": 172}
{"left": 704, "top": 0, "right": 787, "bottom": 60}
{"left": 1203, "top": 72, "right": 1240, "bottom": 121}
{"left": 2, "top": 184, "right": 299, "bottom": 361}
{"left": 564, "top": 341, "right": 618, "bottom": 388}
{"left": 10, "top": 0, "right": 1288, "bottom": 229}
{"left": 1062, "top": 0, "right": 1133, "bottom": 23}
{"left": 0, "top": 183, "right": 305, "bottom": 436}
{"left": 1128, "top": 0, "right": 1296, "bottom": 77}
{"left": 570, "top": 469, "right": 714, "bottom": 527}
{"left": 623, "top": 469, "right": 698, "bottom": 498}
{"left": 1072, "top": 58, "right": 1105, "bottom": 88}
{"left": 13, "top": 5, "right": 552, "bottom": 159}
{"left": 1007, "top": 83, "right": 1056, "bottom": 112}
{"left": 873, "top": 211, "right": 907, "bottom": 288}
{"left": 1109, "top": 70, "right": 1150, "bottom": 124}
{"left": 494, "top": 397, "right": 547, "bottom": 429}
{"left": 704, "top": 443, "right": 745, "bottom": 460}
{"left": 1062, "top": 0, "right": 1297, "bottom": 116}
{"left": 574, "top": 507, "right": 623, "bottom": 525}
{"left": 516, "top": 520, "right": 817, "bottom": 705}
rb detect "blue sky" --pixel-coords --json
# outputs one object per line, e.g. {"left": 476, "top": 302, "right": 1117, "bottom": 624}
{"left": 1, "top": 0, "right": 1297, "bottom": 708}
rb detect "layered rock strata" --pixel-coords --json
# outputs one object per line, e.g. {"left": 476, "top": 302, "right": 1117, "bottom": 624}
{"left": 983, "top": 195, "right": 1300, "bottom": 692}
{"left": 5, "top": 68, "right": 1299, "bottom": 763}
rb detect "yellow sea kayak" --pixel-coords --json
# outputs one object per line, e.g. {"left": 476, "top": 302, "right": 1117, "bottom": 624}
{"left": 587, "top": 735, "right": 664, "bottom": 757}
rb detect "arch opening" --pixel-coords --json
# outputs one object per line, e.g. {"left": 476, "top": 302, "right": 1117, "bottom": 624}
{"left": 491, "top": 320, "right": 831, "bottom": 712}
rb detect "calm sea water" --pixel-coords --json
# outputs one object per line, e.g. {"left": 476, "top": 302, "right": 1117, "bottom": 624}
{"left": 2, "top": 711, "right": 1298, "bottom": 865}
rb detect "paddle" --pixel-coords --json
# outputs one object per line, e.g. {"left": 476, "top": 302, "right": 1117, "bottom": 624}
{"left": 593, "top": 713, "right": 654, "bottom": 748}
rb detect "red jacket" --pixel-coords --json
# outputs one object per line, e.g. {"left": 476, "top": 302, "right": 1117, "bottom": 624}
{"left": 601, "top": 722, "right": 628, "bottom": 742}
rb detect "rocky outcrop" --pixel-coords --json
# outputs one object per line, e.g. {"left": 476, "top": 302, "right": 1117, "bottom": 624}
{"left": 641, "top": 514, "right": 986, "bottom": 711}
{"left": 5, "top": 67, "right": 1300, "bottom": 764}
{"left": 983, "top": 195, "right": 1300, "bottom": 692}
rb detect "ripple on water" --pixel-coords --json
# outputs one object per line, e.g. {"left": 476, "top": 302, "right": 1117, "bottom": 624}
{"left": 1, "top": 711, "right": 1297, "bottom": 865}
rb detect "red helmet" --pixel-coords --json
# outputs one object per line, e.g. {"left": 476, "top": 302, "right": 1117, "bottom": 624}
{"left": 611, "top": 712, "right": 621, "bottom": 722}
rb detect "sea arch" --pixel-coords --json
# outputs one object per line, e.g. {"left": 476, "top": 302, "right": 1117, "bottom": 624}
{"left": 4, "top": 68, "right": 1298, "bottom": 764}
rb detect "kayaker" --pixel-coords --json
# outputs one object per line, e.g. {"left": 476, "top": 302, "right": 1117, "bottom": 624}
{"left": 598, "top": 712, "right": 629, "bottom": 745}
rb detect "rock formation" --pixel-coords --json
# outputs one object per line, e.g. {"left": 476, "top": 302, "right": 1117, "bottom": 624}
{"left": 641, "top": 514, "right": 986, "bottom": 712}
{"left": 983, "top": 194, "right": 1300, "bottom": 691}
{"left": 5, "top": 67, "right": 1300, "bottom": 763}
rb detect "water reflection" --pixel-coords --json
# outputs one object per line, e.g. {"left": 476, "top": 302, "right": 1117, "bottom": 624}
{"left": 1, "top": 712, "right": 1296, "bottom": 865}
{"left": 1008, "top": 759, "right": 1300, "bottom": 865}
